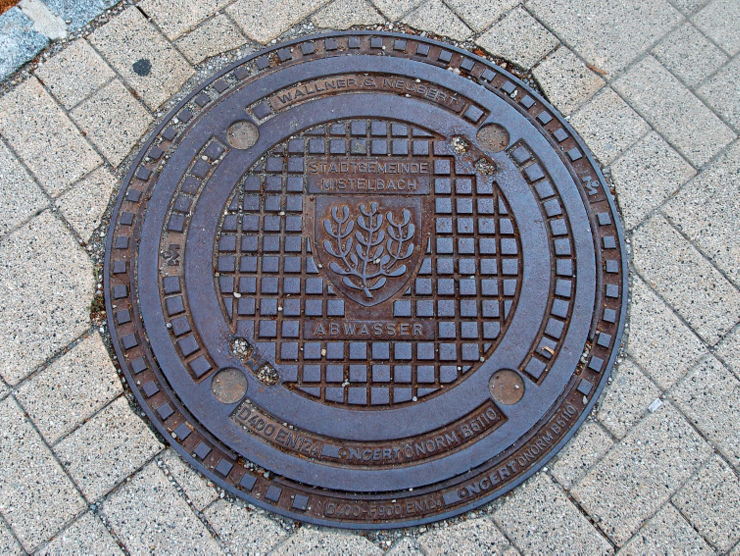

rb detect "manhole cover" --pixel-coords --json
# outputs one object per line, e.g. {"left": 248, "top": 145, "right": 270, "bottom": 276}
{"left": 105, "top": 31, "right": 627, "bottom": 528}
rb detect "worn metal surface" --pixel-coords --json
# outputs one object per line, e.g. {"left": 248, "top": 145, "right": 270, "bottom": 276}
{"left": 104, "top": 31, "right": 627, "bottom": 528}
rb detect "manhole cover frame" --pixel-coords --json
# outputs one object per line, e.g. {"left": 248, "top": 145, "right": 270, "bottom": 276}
{"left": 104, "top": 30, "right": 628, "bottom": 529}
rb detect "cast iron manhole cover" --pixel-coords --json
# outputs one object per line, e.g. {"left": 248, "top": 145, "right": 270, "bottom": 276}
{"left": 105, "top": 31, "right": 627, "bottom": 528}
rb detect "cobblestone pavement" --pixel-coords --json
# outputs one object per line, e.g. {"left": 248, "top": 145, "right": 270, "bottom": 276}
{"left": 0, "top": 0, "right": 738, "bottom": 554}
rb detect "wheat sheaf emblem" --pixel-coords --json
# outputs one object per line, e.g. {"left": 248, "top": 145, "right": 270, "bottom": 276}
{"left": 322, "top": 202, "right": 416, "bottom": 299}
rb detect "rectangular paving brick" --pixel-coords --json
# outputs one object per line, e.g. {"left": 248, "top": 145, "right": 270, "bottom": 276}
{"left": 203, "top": 499, "right": 287, "bottom": 554}
{"left": 614, "top": 56, "right": 735, "bottom": 167}
{"left": 620, "top": 504, "right": 713, "bottom": 554}
{"left": 0, "top": 397, "right": 86, "bottom": 551}
{"left": 89, "top": 7, "right": 194, "bottom": 110}
{"left": 227, "top": 0, "right": 329, "bottom": 43}
{"left": 673, "top": 455, "right": 740, "bottom": 551}
{"left": 632, "top": 214, "right": 738, "bottom": 345}
{"left": 55, "top": 397, "right": 163, "bottom": 501}
{"left": 445, "top": 0, "right": 518, "bottom": 32}
{"left": 610, "top": 130, "right": 696, "bottom": 230}
{"left": 70, "top": 78, "right": 152, "bottom": 167}
{"left": 652, "top": 22, "right": 728, "bottom": 87}
{"left": 401, "top": 0, "right": 472, "bottom": 42}
{"left": 175, "top": 14, "right": 248, "bottom": 65}
{"left": 627, "top": 276, "right": 707, "bottom": 389}
{"left": 43, "top": 0, "right": 118, "bottom": 32}
{"left": 0, "top": 77, "right": 102, "bottom": 196}
{"left": 528, "top": 0, "right": 681, "bottom": 75}
{"left": 572, "top": 403, "right": 711, "bottom": 545}
{"left": 570, "top": 87, "right": 649, "bottom": 166}
{"left": 494, "top": 473, "right": 611, "bottom": 553}
{"left": 102, "top": 462, "right": 221, "bottom": 553}
{"left": 37, "top": 512, "right": 123, "bottom": 555}
{"left": 475, "top": 6, "right": 558, "bottom": 70}
{"left": 160, "top": 449, "right": 218, "bottom": 511}
{"left": 697, "top": 57, "right": 739, "bottom": 129}
{"left": 312, "top": 0, "right": 386, "bottom": 30}
{"left": 56, "top": 166, "right": 116, "bottom": 242}
{"left": 0, "top": 212, "right": 94, "bottom": 385}
{"left": 34, "top": 39, "right": 115, "bottom": 110}
{"left": 276, "top": 527, "right": 382, "bottom": 555}
{"left": 369, "top": 0, "right": 423, "bottom": 21}
{"left": 417, "top": 518, "right": 513, "bottom": 554}
{"left": 0, "top": 140, "right": 47, "bottom": 238}
{"left": 138, "top": 0, "right": 232, "bottom": 40}
{"left": 670, "top": 355, "right": 739, "bottom": 466}
{"left": 550, "top": 420, "right": 614, "bottom": 489}
{"left": 532, "top": 47, "right": 604, "bottom": 115}
{"left": 0, "top": 520, "right": 21, "bottom": 555}
{"left": 15, "top": 333, "right": 122, "bottom": 444}
{"left": 692, "top": 0, "right": 740, "bottom": 55}
{"left": 664, "top": 140, "right": 739, "bottom": 284}
{"left": 596, "top": 359, "right": 661, "bottom": 438}
{"left": 715, "top": 326, "right": 739, "bottom": 379}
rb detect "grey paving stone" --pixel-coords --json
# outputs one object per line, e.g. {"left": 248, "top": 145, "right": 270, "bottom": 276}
{"left": 673, "top": 455, "right": 740, "bottom": 550}
{"left": 274, "top": 527, "right": 382, "bottom": 554}
{"left": 15, "top": 333, "right": 121, "bottom": 444}
{"left": 613, "top": 56, "right": 736, "bottom": 167}
{"left": 572, "top": 403, "right": 712, "bottom": 546}
{"left": 0, "top": 7, "right": 49, "bottom": 81}
{"left": 550, "top": 420, "right": 614, "bottom": 489}
{"left": 370, "top": 0, "right": 422, "bottom": 21}
{"left": 627, "top": 275, "right": 707, "bottom": 390}
{"left": 653, "top": 22, "right": 729, "bottom": 87}
{"left": 34, "top": 38, "right": 114, "bottom": 109}
{"left": 670, "top": 355, "right": 739, "bottom": 466}
{"left": 0, "top": 211, "right": 94, "bottom": 385}
{"left": 693, "top": 0, "right": 740, "bottom": 55}
{"left": 0, "top": 519, "right": 22, "bottom": 555}
{"left": 386, "top": 536, "right": 423, "bottom": 555}
{"left": 402, "top": 0, "right": 472, "bottom": 42}
{"left": 160, "top": 448, "right": 218, "bottom": 511}
{"left": 569, "top": 87, "right": 649, "bottom": 166}
{"left": 55, "top": 166, "right": 115, "bottom": 242}
{"left": 631, "top": 214, "right": 738, "bottom": 345}
{"left": 444, "top": 0, "right": 517, "bottom": 32}
{"left": 671, "top": 0, "right": 711, "bottom": 15}
{"left": 312, "top": 0, "right": 386, "bottom": 29}
{"left": 55, "top": 396, "right": 163, "bottom": 501}
{"left": 227, "top": 0, "right": 328, "bottom": 44}
{"left": 527, "top": 0, "right": 680, "bottom": 75}
{"left": 101, "top": 461, "right": 221, "bottom": 553}
{"left": 596, "top": 359, "right": 661, "bottom": 438}
{"left": 418, "top": 517, "right": 514, "bottom": 555}
{"left": 138, "top": 0, "right": 232, "bottom": 40}
{"left": 37, "top": 511, "right": 122, "bottom": 555}
{"left": 532, "top": 47, "right": 605, "bottom": 115}
{"left": 0, "top": 140, "right": 47, "bottom": 238}
{"left": 697, "top": 56, "right": 740, "bottom": 130}
{"left": 0, "top": 77, "right": 102, "bottom": 196}
{"left": 203, "top": 500, "right": 286, "bottom": 554}
{"left": 175, "top": 14, "right": 248, "bottom": 65}
{"left": 664, "top": 140, "right": 739, "bottom": 284}
{"left": 475, "top": 7, "right": 558, "bottom": 70}
{"left": 610, "top": 131, "right": 696, "bottom": 230}
{"left": 0, "top": 397, "right": 86, "bottom": 551}
{"left": 43, "top": 0, "right": 117, "bottom": 32}
{"left": 494, "top": 473, "right": 611, "bottom": 554}
{"left": 619, "top": 504, "right": 714, "bottom": 555}
{"left": 70, "top": 79, "right": 152, "bottom": 167}
{"left": 89, "top": 7, "right": 193, "bottom": 110}
{"left": 714, "top": 325, "right": 739, "bottom": 378}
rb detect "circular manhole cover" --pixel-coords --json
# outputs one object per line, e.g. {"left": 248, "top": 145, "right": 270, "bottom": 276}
{"left": 105, "top": 31, "right": 627, "bottom": 528}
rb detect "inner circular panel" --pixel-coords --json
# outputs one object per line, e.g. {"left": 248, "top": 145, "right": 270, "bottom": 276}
{"left": 104, "top": 31, "right": 627, "bottom": 529}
